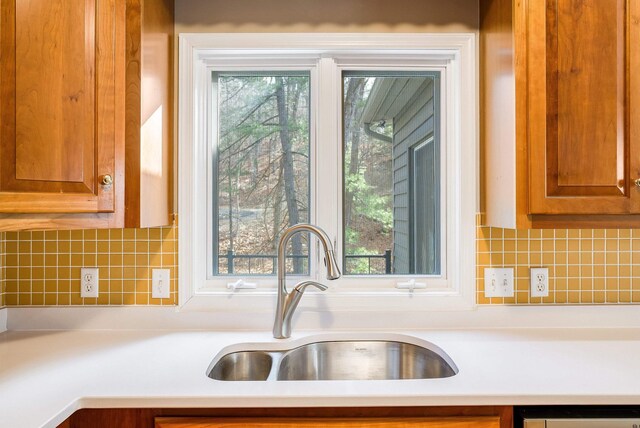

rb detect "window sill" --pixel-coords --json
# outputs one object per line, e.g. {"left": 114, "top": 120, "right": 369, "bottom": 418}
{"left": 180, "top": 288, "right": 475, "bottom": 313}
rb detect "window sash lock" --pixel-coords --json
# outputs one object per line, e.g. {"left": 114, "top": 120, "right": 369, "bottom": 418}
{"left": 227, "top": 279, "right": 258, "bottom": 291}
{"left": 396, "top": 279, "right": 426, "bottom": 292}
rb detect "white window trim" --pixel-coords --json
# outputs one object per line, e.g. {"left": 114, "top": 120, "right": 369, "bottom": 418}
{"left": 179, "top": 33, "right": 477, "bottom": 313}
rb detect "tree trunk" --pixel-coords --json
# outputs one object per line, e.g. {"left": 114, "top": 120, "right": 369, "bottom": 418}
{"left": 272, "top": 163, "right": 284, "bottom": 251}
{"left": 227, "top": 156, "right": 234, "bottom": 262}
{"left": 275, "top": 77, "right": 303, "bottom": 274}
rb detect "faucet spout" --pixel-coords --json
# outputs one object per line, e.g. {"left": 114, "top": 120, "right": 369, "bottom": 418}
{"left": 324, "top": 249, "right": 341, "bottom": 281}
{"left": 273, "top": 224, "right": 341, "bottom": 339}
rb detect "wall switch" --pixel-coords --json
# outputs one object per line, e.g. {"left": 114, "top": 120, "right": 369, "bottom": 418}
{"left": 152, "top": 269, "right": 171, "bottom": 299}
{"left": 80, "top": 268, "right": 99, "bottom": 298}
{"left": 484, "top": 268, "right": 514, "bottom": 297}
{"left": 530, "top": 267, "right": 549, "bottom": 297}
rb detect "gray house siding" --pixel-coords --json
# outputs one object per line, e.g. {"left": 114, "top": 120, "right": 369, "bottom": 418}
{"left": 392, "top": 79, "right": 436, "bottom": 274}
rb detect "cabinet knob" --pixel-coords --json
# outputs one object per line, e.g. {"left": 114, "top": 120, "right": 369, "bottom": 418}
{"left": 635, "top": 178, "right": 640, "bottom": 188}
{"left": 100, "top": 174, "right": 113, "bottom": 186}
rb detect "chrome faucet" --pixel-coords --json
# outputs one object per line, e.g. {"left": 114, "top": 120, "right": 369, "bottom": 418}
{"left": 273, "top": 224, "right": 341, "bottom": 339}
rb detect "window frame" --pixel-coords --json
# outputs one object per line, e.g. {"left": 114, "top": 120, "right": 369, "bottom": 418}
{"left": 179, "top": 33, "right": 477, "bottom": 312}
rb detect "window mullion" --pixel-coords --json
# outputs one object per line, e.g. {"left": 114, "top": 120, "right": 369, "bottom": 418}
{"left": 314, "top": 57, "right": 341, "bottom": 281}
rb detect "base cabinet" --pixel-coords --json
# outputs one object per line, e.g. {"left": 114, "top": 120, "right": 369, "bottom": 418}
{"left": 59, "top": 407, "right": 513, "bottom": 428}
{"left": 155, "top": 416, "right": 502, "bottom": 428}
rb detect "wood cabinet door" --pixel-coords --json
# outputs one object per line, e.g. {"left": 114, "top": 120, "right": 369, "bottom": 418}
{"left": 155, "top": 417, "right": 502, "bottom": 428}
{"left": 527, "top": 0, "right": 640, "bottom": 214}
{"left": 0, "top": 0, "right": 123, "bottom": 214}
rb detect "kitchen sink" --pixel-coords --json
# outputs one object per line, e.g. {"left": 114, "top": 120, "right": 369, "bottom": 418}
{"left": 207, "top": 334, "right": 458, "bottom": 381}
{"left": 208, "top": 351, "right": 273, "bottom": 381}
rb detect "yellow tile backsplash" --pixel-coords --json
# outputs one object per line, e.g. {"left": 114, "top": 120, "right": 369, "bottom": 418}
{"left": 476, "top": 214, "right": 640, "bottom": 305}
{"left": 2, "top": 224, "right": 177, "bottom": 306}
{"left": 0, "top": 234, "right": 5, "bottom": 308}
{"left": 1, "top": 214, "right": 639, "bottom": 307}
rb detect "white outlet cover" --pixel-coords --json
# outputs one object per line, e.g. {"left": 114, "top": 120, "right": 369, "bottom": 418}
{"left": 80, "top": 267, "right": 99, "bottom": 298}
{"left": 530, "top": 267, "right": 549, "bottom": 297}
{"left": 152, "top": 269, "right": 171, "bottom": 299}
{"left": 484, "top": 267, "right": 514, "bottom": 298}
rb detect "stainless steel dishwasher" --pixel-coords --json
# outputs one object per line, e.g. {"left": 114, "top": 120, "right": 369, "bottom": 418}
{"left": 525, "top": 419, "right": 640, "bottom": 427}
{"left": 518, "top": 406, "right": 640, "bottom": 428}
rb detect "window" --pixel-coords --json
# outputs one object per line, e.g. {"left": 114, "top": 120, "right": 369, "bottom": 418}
{"left": 179, "top": 34, "right": 477, "bottom": 311}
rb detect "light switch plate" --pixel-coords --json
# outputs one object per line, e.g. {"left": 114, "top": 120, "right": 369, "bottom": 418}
{"left": 152, "top": 269, "right": 171, "bottom": 299}
{"left": 484, "top": 268, "right": 514, "bottom": 298}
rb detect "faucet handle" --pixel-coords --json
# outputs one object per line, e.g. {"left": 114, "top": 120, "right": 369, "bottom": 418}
{"left": 293, "top": 281, "right": 328, "bottom": 293}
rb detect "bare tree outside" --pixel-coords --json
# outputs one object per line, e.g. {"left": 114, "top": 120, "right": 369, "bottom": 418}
{"left": 215, "top": 73, "right": 310, "bottom": 275}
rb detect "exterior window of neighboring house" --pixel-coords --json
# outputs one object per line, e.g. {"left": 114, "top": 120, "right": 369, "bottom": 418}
{"left": 179, "top": 34, "right": 476, "bottom": 311}
{"left": 410, "top": 136, "right": 440, "bottom": 275}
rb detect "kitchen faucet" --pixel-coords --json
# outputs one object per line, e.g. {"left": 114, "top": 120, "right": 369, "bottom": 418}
{"left": 273, "top": 224, "right": 341, "bottom": 339}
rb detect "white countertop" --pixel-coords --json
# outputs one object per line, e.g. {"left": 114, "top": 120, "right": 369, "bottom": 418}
{"left": 2, "top": 327, "right": 640, "bottom": 428}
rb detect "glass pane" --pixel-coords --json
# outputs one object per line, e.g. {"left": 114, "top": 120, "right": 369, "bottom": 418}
{"left": 343, "top": 71, "right": 440, "bottom": 275}
{"left": 214, "top": 72, "right": 310, "bottom": 276}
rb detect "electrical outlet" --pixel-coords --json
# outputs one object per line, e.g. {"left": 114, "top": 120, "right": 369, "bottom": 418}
{"left": 530, "top": 267, "right": 549, "bottom": 297}
{"left": 80, "top": 267, "right": 99, "bottom": 298}
{"left": 152, "top": 269, "right": 171, "bottom": 299}
{"left": 484, "top": 268, "right": 514, "bottom": 297}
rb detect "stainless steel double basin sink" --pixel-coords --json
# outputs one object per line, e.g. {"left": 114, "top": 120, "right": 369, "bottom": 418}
{"left": 207, "top": 334, "right": 458, "bottom": 381}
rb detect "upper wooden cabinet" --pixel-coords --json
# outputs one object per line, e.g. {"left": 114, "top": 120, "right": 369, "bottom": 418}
{"left": 0, "top": 0, "right": 173, "bottom": 230}
{"left": 481, "top": 0, "right": 640, "bottom": 228}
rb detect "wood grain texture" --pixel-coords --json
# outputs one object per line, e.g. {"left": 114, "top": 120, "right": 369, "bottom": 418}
{"left": 125, "top": 0, "right": 142, "bottom": 226}
{"left": 0, "top": 212, "right": 121, "bottom": 231}
{"left": 14, "top": 0, "right": 92, "bottom": 184}
{"left": 553, "top": 0, "right": 624, "bottom": 190}
{"left": 95, "top": 0, "right": 117, "bottom": 212}
{"left": 56, "top": 420, "right": 71, "bottom": 428}
{"left": 630, "top": 0, "right": 640, "bottom": 213}
{"left": 0, "top": 0, "right": 123, "bottom": 215}
{"left": 546, "top": 0, "right": 624, "bottom": 192}
{"left": 62, "top": 407, "right": 512, "bottom": 428}
{"left": 528, "top": 0, "right": 635, "bottom": 214}
{"left": 513, "top": 0, "right": 529, "bottom": 228}
{"left": 2, "top": 0, "right": 97, "bottom": 192}
{"left": 154, "top": 417, "right": 501, "bottom": 428}
{"left": 529, "top": 213, "right": 640, "bottom": 229}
